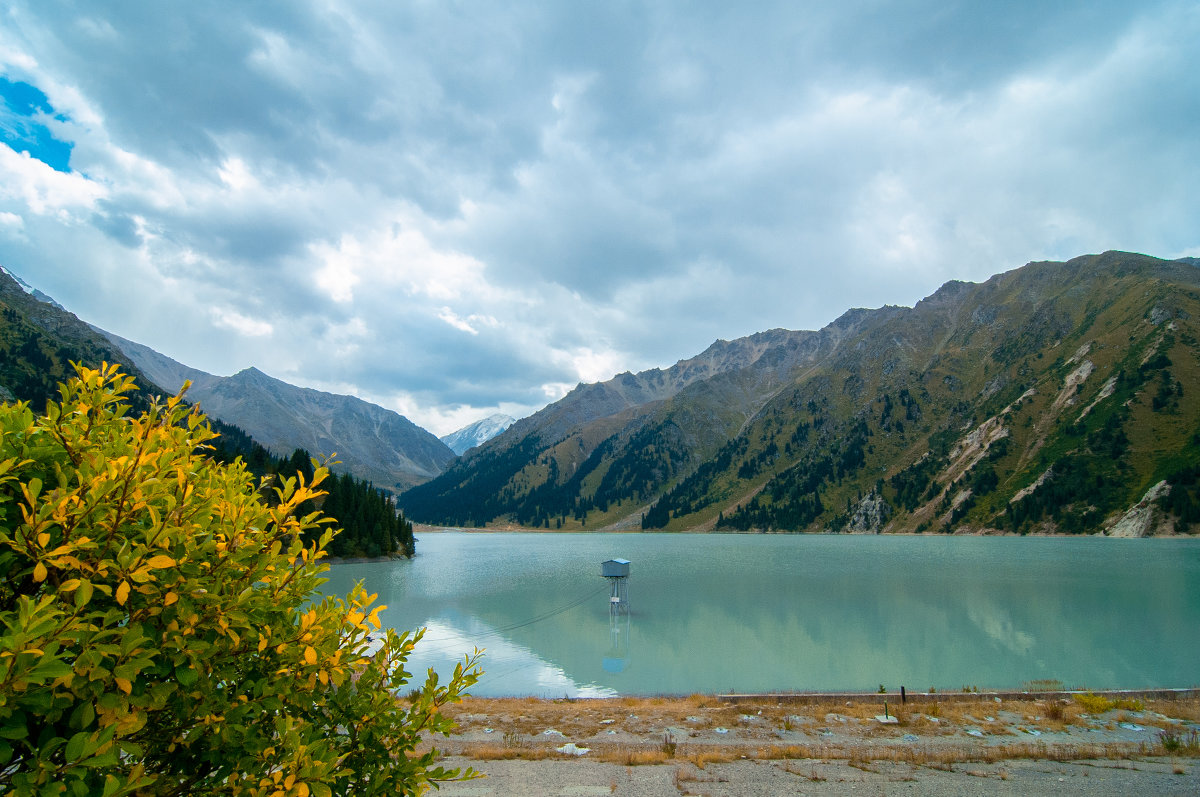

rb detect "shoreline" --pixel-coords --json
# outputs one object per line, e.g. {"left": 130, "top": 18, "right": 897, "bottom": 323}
{"left": 413, "top": 523, "right": 1195, "bottom": 538}
{"left": 714, "top": 687, "right": 1200, "bottom": 705}
{"left": 430, "top": 691, "right": 1200, "bottom": 795}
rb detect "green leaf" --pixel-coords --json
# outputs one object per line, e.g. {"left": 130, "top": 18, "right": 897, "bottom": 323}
{"left": 0, "top": 724, "right": 28, "bottom": 740}
{"left": 69, "top": 701, "right": 95, "bottom": 731}
{"left": 175, "top": 664, "right": 198, "bottom": 686}
{"left": 74, "top": 580, "right": 94, "bottom": 610}
{"left": 65, "top": 731, "right": 90, "bottom": 763}
{"left": 30, "top": 657, "right": 72, "bottom": 681}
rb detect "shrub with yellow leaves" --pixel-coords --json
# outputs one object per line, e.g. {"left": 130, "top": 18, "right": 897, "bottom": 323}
{"left": 0, "top": 364, "right": 481, "bottom": 795}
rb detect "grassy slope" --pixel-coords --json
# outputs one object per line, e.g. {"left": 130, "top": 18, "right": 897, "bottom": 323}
{"left": 657, "top": 252, "right": 1200, "bottom": 533}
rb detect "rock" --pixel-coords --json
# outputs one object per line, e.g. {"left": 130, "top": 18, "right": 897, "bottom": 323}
{"left": 556, "top": 743, "right": 589, "bottom": 755}
{"left": 846, "top": 490, "right": 890, "bottom": 533}
{"left": 1106, "top": 481, "right": 1171, "bottom": 537}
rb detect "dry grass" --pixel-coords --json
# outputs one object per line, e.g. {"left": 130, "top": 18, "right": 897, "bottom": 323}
{"left": 1163, "top": 700, "right": 1200, "bottom": 723}
{"left": 683, "top": 749, "right": 738, "bottom": 769}
{"left": 445, "top": 693, "right": 1200, "bottom": 766}
{"left": 598, "top": 749, "right": 671, "bottom": 766}
{"left": 751, "top": 740, "right": 1163, "bottom": 767}
{"left": 782, "top": 762, "right": 827, "bottom": 782}
{"left": 461, "top": 744, "right": 555, "bottom": 761}
{"left": 1040, "top": 699, "right": 1067, "bottom": 722}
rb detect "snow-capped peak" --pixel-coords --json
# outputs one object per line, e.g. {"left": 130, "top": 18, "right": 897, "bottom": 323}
{"left": 0, "top": 265, "right": 66, "bottom": 309}
{"left": 440, "top": 413, "right": 516, "bottom": 455}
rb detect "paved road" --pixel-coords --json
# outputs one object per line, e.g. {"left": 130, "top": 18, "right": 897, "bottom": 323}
{"left": 436, "top": 755, "right": 1199, "bottom": 796}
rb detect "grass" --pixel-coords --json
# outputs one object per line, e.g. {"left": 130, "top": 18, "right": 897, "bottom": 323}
{"left": 1160, "top": 728, "right": 1200, "bottom": 754}
{"left": 659, "top": 732, "right": 678, "bottom": 758}
{"left": 1040, "top": 699, "right": 1067, "bottom": 722}
{"left": 1024, "top": 679, "right": 1065, "bottom": 692}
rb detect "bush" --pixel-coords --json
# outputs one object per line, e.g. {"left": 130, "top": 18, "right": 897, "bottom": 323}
{"left": 0, "top": 365, "right": 481, "bottom": 795}
{"left": 1073, "top": 692, "right": 1113, "bottom": 714}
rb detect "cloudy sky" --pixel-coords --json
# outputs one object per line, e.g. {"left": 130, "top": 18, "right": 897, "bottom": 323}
{"left": 1, "top": 2, "right": 1197, "bottom": 436}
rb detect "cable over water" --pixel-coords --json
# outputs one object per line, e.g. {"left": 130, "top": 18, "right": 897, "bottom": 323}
{"left": 415, "top": 584, "right": 610, "bottom": 645}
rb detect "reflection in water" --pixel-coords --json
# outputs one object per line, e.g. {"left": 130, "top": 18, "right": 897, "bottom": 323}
{"left": 602, "top": 557, "right": 632, "bottom": 673}
{"left": 409, "top": 617, "right": 616, "bottom": 698}
{"left": 603, "top": 601, "right": 631, "bottom": 674}
{"left": 319, "top": 534, "right": 1200, "bottom": 697}
{"left": 965, "top": 597, "right": 1034, "bottom": 656}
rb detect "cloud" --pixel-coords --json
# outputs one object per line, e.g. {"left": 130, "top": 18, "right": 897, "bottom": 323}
{"left": 0, "top": 0, "right": 1195, "bottom": 438}
{"left": 210, "top": 307, "right": 273, "bottom": 338}
{"left": 0, "top": 145, "right": 104, "bottom": 215}
{"left": 0, "top": 210, "right": 23, "bottom": 231}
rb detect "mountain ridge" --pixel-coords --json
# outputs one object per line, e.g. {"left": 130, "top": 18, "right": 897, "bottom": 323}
{"left": 97, "top": 332, "right": 456, "bottom": 494}
{"left": 401, "top": 251, "right": 1200, "bottom": 536}
{"left": 0, "top": 266, "right": 166, "bottom": 408}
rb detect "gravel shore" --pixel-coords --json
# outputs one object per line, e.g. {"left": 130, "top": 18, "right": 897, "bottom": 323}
{"left": 427, "top": 692, "right": 1200, "bottom": 796}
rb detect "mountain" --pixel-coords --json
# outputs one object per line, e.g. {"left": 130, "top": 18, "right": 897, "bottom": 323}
{"left": 0, "top": 266, "right": 164, "bottom": 408}
{"left": 0, "top": 268, "right": 422, "bottom": 556}
{"left": 401, "top": 252, "right": 1200, "bottom": 536}
{"left": 98, "top": 331, "right": 455, "bottom": 494}
{"left": 401, "top": 314, "right": 900, "bottom": 528}
{"left": 97, "top": 329, "right": 218, "bottom": 396}
{"left": 2, "top": 267, "right": 65, "bottom": 310}
{"left": 0, "top": 264, "right": 454, "bottom": 494}
{"left": 441, "top": 414, "right": 516, "bottom": 455}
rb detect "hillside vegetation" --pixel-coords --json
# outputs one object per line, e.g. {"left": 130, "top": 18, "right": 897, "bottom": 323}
{"left": 402, "top": 252, "right": 1200, "bottom": 536}
{"left": 0, "top": 268, "right": 416, "bottom": 558}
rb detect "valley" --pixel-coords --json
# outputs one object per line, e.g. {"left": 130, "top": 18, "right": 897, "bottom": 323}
{"left": 3, "top": 251, "right": 1198, "bottom": 539}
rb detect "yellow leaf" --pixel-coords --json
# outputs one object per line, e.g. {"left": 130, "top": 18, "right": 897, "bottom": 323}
{"left": 37, "top": 532, "right": 50, "bottom": 547}
{"left": 366, "top": 605, "right": 385, "bottom": 630}
{"left": 304, "top": 646, "right": 317, "bottom": 665}
{"left": 258, "top": 637, "right": 269, "bottom": 652}
{"left": 317, "top": 669, "right": 329, "bottom": 686}
{"left": 145, "top": 554, "right": 176, "bottom": 569}
{"left": 115, "top": 677, "right": 132, "bottom": 694}
{"left": 60, "top": 579, "right": 81, "bottom": 591}
{"left": 116, "top": 581, "right": 130, "bottom": 605}
{"left": 164, "top": 592, "right": 178, "bottom": 606}
{"left": 33, "top": 561, "right": 47, "bottom": 582}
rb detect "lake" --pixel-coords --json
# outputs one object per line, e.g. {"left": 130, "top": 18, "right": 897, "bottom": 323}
{"left": 319, "top": 532, "right": 1200, "bottom": 697}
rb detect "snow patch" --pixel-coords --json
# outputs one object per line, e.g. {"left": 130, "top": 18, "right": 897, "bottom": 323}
{"left": 441, "top": 413, "right": 516, "bottom": 455}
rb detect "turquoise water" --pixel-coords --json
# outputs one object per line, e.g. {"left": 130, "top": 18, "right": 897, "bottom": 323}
{"left": 319, "top": 533, "right": 1200, "bottom": 697}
